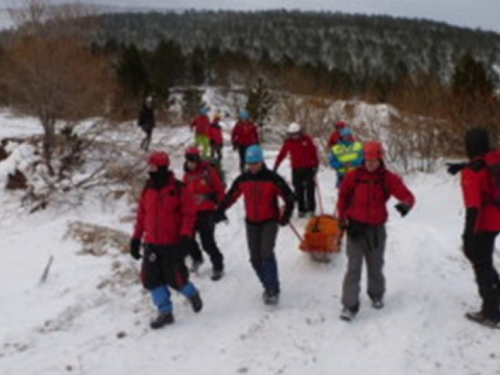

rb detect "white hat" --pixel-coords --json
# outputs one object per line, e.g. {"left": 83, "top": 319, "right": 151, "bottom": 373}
{"left": 287, "top": 122, "right": 301, "bottom": 134}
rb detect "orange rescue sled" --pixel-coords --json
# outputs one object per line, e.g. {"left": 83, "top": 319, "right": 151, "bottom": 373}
{"left": 299, "top": 214, "right": 343, "bottom": 253}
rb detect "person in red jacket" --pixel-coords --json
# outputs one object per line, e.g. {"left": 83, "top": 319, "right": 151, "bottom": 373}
{"left": 190, "top": 106, "right": 211, "bottom": 157}
{"left": 336, "top": 141, "right": 415, "bottom": 321}
{"left": 183, "top": 146, "right": 226, "bottom": 281}
{"left": 209, "top": 115, "right": 224, "bottom": 160}
{"left": 274, "top": 122, "right": 319, "bottom": 218}
{"left": 459, "top": 128, "right": 500, "bottom": 328}
{"left": 327, "top": 120, "right": 355, "bottom": 149}
{"left": 215, "top": 145, "right": 295, "bottom": 305}
{"left": 130, "top": 151, "right": 202, "bottom": 329}
{"left": 231, "top": 109, "right": 260, "bottom": 172}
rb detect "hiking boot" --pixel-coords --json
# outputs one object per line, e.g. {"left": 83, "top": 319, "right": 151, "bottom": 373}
{"left": 340, "top": 307, "right": 356, "bottom": 322}
{"left": 150, "top": 312, "right": 174, "bottom": 329}
{"left": 263, "top": 290, "right": 280, "bottom": 305}
{"left": 190, "top": 258, "right": 204, "bottom": 273}
{"left": 189, "top": 293, "right": 203, "bottom": 313}
{"left": 371, "top": 298, "right": 384, "bottom": 309}
{"left": 465, "top": 311, "right": 500, "bottom": 329}
{"left": 211, "top": 268, "right": 224, "bottom": 281}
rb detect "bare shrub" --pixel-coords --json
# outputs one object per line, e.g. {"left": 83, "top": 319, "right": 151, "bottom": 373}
{"left": 65, "top": 221, "right": 129, "bottom": 256}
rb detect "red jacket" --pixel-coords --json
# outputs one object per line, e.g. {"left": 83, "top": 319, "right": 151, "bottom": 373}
{"left": 183, "top": 161, "right": 225, "bottom": 213}
{"left": 191, "top": 115, "right": 211, "bottom": 136}
{"left": 132, "top": 173, "right": 196, "bottom": 244}
{"left": 209, "top": 122, "right": 223, "bottom": 145}
{"left": 461, "top": 155, "right": 500, "bottom": 232}
{"left": 327, "top": 130, "right": 355, "bottom": 149}
{"left": 231, "top": 120, "right": 259, "bottom": 147}
{"left": 274, "top": 133, "right": 319, "bottom": 170}
{"left": 222, "top": 166, "right": 295, "bottom": 223}
{"left": 337, "top": 165, "right": 415, "bottom": 226}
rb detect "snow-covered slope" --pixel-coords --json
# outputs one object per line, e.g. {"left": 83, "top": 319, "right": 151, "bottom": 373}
{"left": 0, "top": 110, "right": 498, "bottom": 375}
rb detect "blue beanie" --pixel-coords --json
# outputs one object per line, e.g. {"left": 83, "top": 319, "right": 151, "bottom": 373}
{"left": 245, "top": 144, "right": 264, "bottom": 163}
{"left": 340, "top": 128, "right": 352, "bottom": 137}
{"left": 199, "top": 106, "right": 210, "bottom": 115}
{"left": 239, "top": 109, "right": 250, "bottom": 120}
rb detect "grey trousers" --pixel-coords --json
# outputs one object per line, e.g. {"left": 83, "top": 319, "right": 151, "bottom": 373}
{"left": 341, "top": 224, "right": 387, "bottom": 309}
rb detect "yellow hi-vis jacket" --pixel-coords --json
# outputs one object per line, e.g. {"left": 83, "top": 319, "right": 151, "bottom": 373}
{"left": 330, "top": 141, "right": 363, "bottom": 174}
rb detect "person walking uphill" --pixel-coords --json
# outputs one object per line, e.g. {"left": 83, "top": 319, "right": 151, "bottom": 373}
{"left": 459, "top": 128, "right": 500, "bottom": 328}
{"left": 137, "top": 96, "right": 155, "bottom": 151}
{"left": 329, "top": 128, "right": 363, "bottom": 188}
{"left": 336, "top": 141, "right": 415, "bottom": 321}
{"left": 129, "top": 151, "right": 203, "bottom": 329}
{"left": 273, "top": 122, "right": 319, "bottom": 218}
{"left": 183, "top": 146, "right": 226, "bottom": 281}
{"left": 215, "top": 145, "right": 295, "bottom": 305}
{"left": 231, "top": 110, "right": 260, "bottom": 173}
{"left": 191, "top": 106, "right": 211, "bottom": 157}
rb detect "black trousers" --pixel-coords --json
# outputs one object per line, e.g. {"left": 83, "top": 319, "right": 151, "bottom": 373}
{"left": 140, "top": 125, "right": 153, "bottom": 151}
{"left": 463, "top": 231, "right": 500, "bottom": 320}
{"left": 237, "top": 145, "right": 249, "bottom": 173}
{"left": 186, "top": 211, "right": 224, "bottom": 271}
{"left": 292, "top": 167, "right": 316, "bottom": 214}
{"left": 141, "top": 244, "right": 189, "bottom": 291}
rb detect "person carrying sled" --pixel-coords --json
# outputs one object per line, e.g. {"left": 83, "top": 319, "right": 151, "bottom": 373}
{"left": 215, "top": 145, "right": 295, "bottom": 305}
{"left": 129, "top": 151, "right": 203, "bottom": 329}
{"left": 190, "top": 106, "right": 211, "bottom": 157}
{"left": 137, "top": 96, "right": 155, "bottom": 151}
{"left": 456, "top": 128, "right": 500, "bottom": 328}
{"left": 336, "top": 141, "right": 415, "bottom": 321}
{"left": 329, "top": 128, "right": 363, "bottom": 188}
{"left": 327, "top": 120, "right": 354, "bottom": 149}
{"left": 273, "top": 122, "right": 319, "bottom": 218}
{"left": 231, "top": 109, "right": 260, "bottom": 173}
{"left": 182, "top": 146, "right": 226, "bottom": 281}
{"left": 209, "top": 114, "right": 224, "bottom": 161}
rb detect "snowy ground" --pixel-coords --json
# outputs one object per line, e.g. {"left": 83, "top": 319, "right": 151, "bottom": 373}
{"left": 0, "top": 109, "right": 499, "bottom": 375}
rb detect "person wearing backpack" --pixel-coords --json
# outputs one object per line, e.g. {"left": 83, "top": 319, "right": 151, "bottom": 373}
{"left": 182, "top": 146, "right": 226, "bottom": 281}
{"left": 336, "top": 141, "right": 415, "bottom": 321}
{"left": 329, "top": 128, "right": 364, "bottom": 188}
{"left": 459, "top": 128, "right": 500, "bottom": 328}
{"left": 129, "top": 151, "right": 202, "bottom": 329}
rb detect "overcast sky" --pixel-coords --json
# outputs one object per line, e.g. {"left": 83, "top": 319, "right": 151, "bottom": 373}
{"left": 1, "top": 0, "right": 499, "bottom": 34}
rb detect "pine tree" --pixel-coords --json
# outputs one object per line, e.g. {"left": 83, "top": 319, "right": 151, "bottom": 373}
{"left": 115, "top": 44, "right": 149, "bottom": 101}
{"left": 182, "top": 88, "right": 206, "bottom": 122}
{"left": 246, "top": 77, "right": 274, "bottom": 141}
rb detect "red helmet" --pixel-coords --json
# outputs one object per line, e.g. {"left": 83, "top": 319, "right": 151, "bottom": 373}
{"left": 185, "top": 146, "right": 200, "bottom": 156}
{"left": 335, "top": 121, "right": 347, "bottom": 129}
{"left": 364, "top": 141, "right": 384, "bottom": 160}
{"left": 147, "top": 151, "right": 170, "bottom": 167}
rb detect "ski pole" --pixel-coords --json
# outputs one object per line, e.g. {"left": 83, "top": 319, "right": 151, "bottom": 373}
{"left": 314, "top": 173, "right": 324, "bottom": 215}
{"left": 288, "top": 221, "right": 304, "bottom": 243}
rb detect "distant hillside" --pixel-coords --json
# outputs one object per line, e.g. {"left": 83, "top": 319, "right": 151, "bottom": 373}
{"left": 93, "top": 10, "right": 500, "bottom": 84}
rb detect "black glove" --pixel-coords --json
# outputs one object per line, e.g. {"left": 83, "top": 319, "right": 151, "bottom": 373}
{"left": 130, "top": 238, "right": 141, "bottom": 260}
{"left": 207, "top": 192, "right": 218, "bottom": 203}
{"left": 394, "top": 203, "right": 411, "bottom": 217}
{"left": 312, "top": 167, "right": 318, "bottom": 175}
{"left": 179, "top": 236, "right": 194, "bottom": 257}
{"left": 232, "top": 143, "right": 238, "bottom": 151}
{"left": 346, "top": 219, "right": 366, "bottom": 239}
{"left": 278, "top": 215, "right": 290, "bottom": 226}
{"left": 213, "top": 208, "right": 228, "bottom": 224}
{"left": 446, "top": 162, "right": 466, "bottom": 176}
